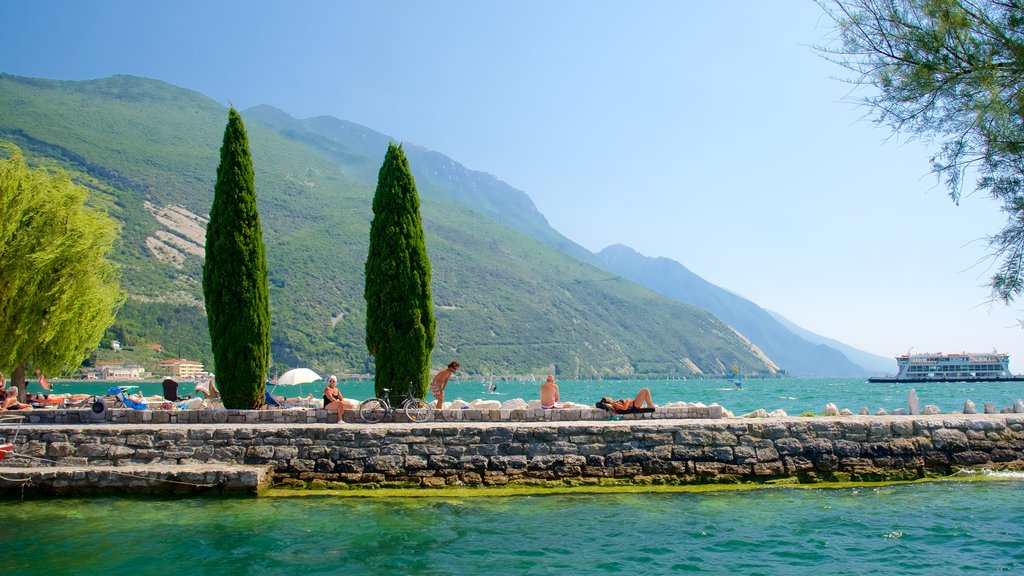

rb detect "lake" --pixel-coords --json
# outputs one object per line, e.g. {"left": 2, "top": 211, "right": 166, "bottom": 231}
{"left": 6, "top": 377, "right": 1024, "bottom": 574}
{"left": 35, "top": 376, "right": 1024, "bottom": 415}
{"left": 2, "top": 476, "right": 1022, "bottom": 575}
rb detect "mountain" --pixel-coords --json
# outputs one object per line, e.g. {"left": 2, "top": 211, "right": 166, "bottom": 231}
{"left": 596, "top": 244, "right": 869, "bottom": 376}
{"left": 766, "top": 311, "right": 893, "bottom": 375}
{"left": 243, "top": 105, "right": 602, "bottom": 266}
{"left": 0, "top": 73, "right": 778, "bottom": 379}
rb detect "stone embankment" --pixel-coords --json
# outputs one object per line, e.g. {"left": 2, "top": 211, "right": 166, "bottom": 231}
{"left": 2, "top": 414, "right": 1022, "bottom": 494}
{"left": 14, "top": 404, "right": 723, "bottom": 425}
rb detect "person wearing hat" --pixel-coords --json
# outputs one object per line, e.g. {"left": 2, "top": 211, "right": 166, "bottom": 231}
{"left": 429, "top": 361, "right": 460, "bottom": 409}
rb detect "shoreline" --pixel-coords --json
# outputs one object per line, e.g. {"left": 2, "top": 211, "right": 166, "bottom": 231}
{"left": 266, "top": 469, "right": 1022, "bottom": 499}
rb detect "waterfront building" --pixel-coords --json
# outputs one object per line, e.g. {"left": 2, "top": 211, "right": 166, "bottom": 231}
{"left": 160, "top": 359, "right": 205, "bottom": 379}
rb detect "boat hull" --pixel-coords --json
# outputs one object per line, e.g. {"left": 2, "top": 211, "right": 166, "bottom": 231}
{"left": 867, "top": 375, "right": 1024, "bottom": 383}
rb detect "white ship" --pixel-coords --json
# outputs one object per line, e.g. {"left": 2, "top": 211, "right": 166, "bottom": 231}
{"left": 868, "top": 352, "right": 1024, "bottom": 383}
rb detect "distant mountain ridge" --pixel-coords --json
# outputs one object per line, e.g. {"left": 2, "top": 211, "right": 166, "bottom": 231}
{"left": 0, "top": 73, "right": 777, "bottom": 378}
{"left": 595, "top": 244, "right": 876, "bottom": 376}
{"left": 766, "top": 310, "right": 893, "bottom": 375}
{"left": 243, "top": 105, "right": 602, "bottom": 266}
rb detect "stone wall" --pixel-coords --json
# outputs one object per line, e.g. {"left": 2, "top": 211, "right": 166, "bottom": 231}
{"left": 4, "top": 415, "right": 1023, "bottom": 487}
{"left": 10, "top": 403, "right": 723, "bottom": 425}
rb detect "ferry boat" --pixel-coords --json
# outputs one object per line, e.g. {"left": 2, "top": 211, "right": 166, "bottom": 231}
{"left": 868, "top": 352, "right": 1024, "bottom": 383}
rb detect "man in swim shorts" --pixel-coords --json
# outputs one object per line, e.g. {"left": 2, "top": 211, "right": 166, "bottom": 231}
{"left": 540, "top": 374, "right": 562, "bottom": 409}
{"left": 430, "top": 361, "right": 459, "bottom": 409}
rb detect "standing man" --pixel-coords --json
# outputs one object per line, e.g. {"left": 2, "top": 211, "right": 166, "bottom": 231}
{"left": 430, "top": 361, "right": 459, "bottom": 409}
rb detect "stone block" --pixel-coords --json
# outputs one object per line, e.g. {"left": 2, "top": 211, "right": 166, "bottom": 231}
{"left": 411, "top": 443, "right": 446, "bottom": 456}
{"left": 47, "top": 442, "right": 75, "bottom": 458}
{"left": 273, "top": 446, "right": 299, "bottom": 460}
{"left": 833, "top": 439, "right": 862, "bottom": 458}
{"left": 753, "top": 460, "right": 786, "bottom": 476}
{"left": 707, "top": 446, "right": 734, "bottom": 462}
{"left": 932, "top": 429, "right": 970, "bottom": 452}
{"left": 951, "top": 450, "right": 991, "bottom": 466}
{"left": 367, "top": 455, "right": 404, "bottom": 474}
{"left": 466, "top": 444, "right": 498, "bottom": 456}
{"left": 246, "top": 445, "right": 275, "bottom": 460}
{"left": 733, "top": 445, "right": 757, "bottom": 463}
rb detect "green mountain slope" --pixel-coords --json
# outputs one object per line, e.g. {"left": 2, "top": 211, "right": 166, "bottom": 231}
{"left": 0, "top": 73, "right": 778, "bottom": 378}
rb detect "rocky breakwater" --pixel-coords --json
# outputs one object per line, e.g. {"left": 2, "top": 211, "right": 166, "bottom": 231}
{"left": 4, "top": 414, "right": 1024, "bottom": 489}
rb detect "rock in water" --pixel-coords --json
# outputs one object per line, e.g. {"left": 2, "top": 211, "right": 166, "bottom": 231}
{"left": 1014, "top": 399, "right": 1024, "bottom": 414}
{"left": 908, "top": 389, "right": 920, "bottom": 415}
{"left": 875, "top": 408, "right": 889, "bottom": 415}
{"left": 963, "top": 400, "right": 976, "bottom": 414}
{"left": 859, "top": 407, "right": 869, "bottom": 415}
{"left": 984, "top": 402, "right": 996, "bottom": 414}
{"left": 821, "top": 403, "right": 840, "bottom": 416}
{"left": 922, "top": 405, "right": 940, "bottom": 415}
{"left": 839, "top": 408, "right": 854, "bottom": 416}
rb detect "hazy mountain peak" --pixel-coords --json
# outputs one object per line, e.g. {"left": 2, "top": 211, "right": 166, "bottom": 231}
{"left": 596, "top": 244, "right": 872, "bottom": 377}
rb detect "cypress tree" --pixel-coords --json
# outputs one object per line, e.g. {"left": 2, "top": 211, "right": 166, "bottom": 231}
{"left": 203, "top": 108, "right": 270, "bottom": 409}
{"left": 365, "top": 142, "right": 435, "bottom": 401}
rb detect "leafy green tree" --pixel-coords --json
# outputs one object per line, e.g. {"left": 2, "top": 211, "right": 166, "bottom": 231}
{"left": 365, "top": 142, "right": 435, "bottom": 401}
{"left": 0, "top": 144, "right": 124, "bottom": 398}
{"left": 818, "top": 0, "right": 1024, "bottom": 304}
{"left": 203, "top": 108, "right": 270, "bottom": 409}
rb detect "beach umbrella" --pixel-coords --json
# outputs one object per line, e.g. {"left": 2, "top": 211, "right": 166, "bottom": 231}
{"left": 276, "top": 368, "right": 322, "bottom": 386}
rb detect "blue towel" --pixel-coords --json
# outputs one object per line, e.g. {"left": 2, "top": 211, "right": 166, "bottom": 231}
{"left": 109, "top": 387, "right": 147, "bottom": 410}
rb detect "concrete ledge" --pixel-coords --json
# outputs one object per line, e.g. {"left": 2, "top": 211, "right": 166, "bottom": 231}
{"left": 8, "top": 404, "right": 723, "bottom": 425}
{"left": 0, "top": 463, "right": 274, "bottom": 496}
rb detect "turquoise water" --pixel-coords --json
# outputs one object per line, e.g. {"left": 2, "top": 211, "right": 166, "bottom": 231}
{"left": 2, "top": 478, "right": 1023, "bottom": 575}
{"left": 38, "top": 377, "right": 1024, "bottom": 415}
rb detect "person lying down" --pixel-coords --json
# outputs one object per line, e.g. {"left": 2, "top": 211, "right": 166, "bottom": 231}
{"left": 596, "top": 388, "right": 657, "bottom": 413}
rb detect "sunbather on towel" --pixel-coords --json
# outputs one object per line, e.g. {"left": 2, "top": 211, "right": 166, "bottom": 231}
{"left": 1, "top": 388, "right": 33, "bottom": 410}
{"left": 271, "top": 393, "right": 315, "bottom": 405}
{"left": 598, "top": 388, "right": 657, "bottom": 413}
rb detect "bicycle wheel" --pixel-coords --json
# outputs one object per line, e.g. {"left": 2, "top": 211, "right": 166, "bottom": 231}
{"left": 403, "top": 397, "right": 434, "bottom": 423}
{"left": 358, "top": 398, "right": 388, "bottom": 423}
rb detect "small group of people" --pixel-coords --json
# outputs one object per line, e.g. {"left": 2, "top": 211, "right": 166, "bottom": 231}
{"left": 2, "top": 387, "right": 32, "bottom": 411}
{"left": 0, "top": 370, "right": 54, "bottom": 410}
{"left": 541, "top": 373, "right": 657, "bottom": 412}
{"left": 428, "top": 364, "right": 658, "bottom": 413}
{"left": 0, "top": 362, "right": 661, "bottom": 416}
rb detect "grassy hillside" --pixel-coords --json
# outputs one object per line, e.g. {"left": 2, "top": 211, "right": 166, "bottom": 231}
{"left": 0, "top": 73, "right": 779, "bottom": 378}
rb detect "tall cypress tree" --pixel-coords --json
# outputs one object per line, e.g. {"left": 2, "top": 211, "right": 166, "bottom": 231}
{"left": 365, "top": 142, "right": 435, "bottom": 401}
{"left": 203, "top": 107, "right": 270, "bottom": 409}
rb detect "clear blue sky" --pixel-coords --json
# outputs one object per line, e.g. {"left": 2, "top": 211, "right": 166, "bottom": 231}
{"left": 5, "top": 1, "right": 1023, "bottom": 369}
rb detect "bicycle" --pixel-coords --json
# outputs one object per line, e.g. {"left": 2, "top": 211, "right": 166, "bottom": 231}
{"left": 358, "top": 387, "right": 434, "bottom": 423}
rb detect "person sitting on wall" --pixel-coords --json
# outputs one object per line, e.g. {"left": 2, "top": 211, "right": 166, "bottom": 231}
{"left": 540, "top": 374, "right": 563, "bottom": 409}
{"left": 322, "top": 375, "right": 345, "bottom": 423}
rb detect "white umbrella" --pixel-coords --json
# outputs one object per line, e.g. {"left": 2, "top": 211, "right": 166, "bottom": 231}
{"left": 276, "top": 368, "right": 322, "bottom": 386}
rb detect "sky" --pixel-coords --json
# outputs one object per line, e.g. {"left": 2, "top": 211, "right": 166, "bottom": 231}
{"left": 5, "top": 1, "right": 1024, "bottom": 370}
